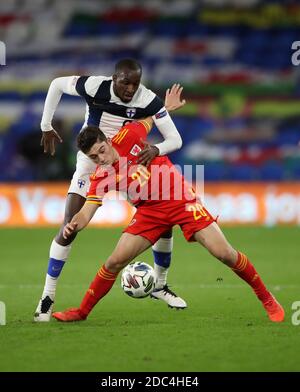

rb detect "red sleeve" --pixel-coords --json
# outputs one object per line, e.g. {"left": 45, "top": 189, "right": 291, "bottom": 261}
{"left": 86, "top": 172, "right": 104, "bottom": 206}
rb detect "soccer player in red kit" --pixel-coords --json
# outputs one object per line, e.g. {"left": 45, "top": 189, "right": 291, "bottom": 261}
{"left": 52, "top": 118, "right": 285, "bottom": 323}
{"left": 35, "top": 60, "right": 187, "bottom": 323}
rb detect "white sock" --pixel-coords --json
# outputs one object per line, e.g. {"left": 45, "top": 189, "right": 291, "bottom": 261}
{"left": 152, "top": 237, "right": 173, "bottom": 289}
{"left": 41, "top": 240, "right": 72, "bottom": 299}
{"left": 42, "top": 275, "right": 57, "bottom": 298}
{"left": 154, "top": 264, "right": 169, "bottom": 289}
{"left": 49, "top": 240, "right": 72, "bottom": 261}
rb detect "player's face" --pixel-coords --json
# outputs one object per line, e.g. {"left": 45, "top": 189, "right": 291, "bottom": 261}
{"left": 87, "top": 140, "right": 116, "bottom": 166}
{"left": 113, "top": 69, "right": 141, "bottom": 103}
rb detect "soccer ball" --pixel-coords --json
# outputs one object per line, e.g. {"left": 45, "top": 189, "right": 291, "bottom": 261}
{"left": 121, "top": 261, "right": 155, "bottom": 298}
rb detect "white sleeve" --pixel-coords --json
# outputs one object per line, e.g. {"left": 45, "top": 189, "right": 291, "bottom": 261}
{"left": 152, "top": 107, "right": 182, "bottom": 156}
{"left": 40, "top": 76, "right": 80, "bottom": 132}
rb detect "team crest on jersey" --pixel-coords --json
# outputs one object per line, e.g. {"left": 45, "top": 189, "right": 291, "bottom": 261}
{"left": 126, "top": 108, "right": 136, "bottom": 118}
{"left": 77, "top": 179, "right": 86, "bottom": 189}
{"left": 130, "top": 144, "right": 142, "bottom": 156}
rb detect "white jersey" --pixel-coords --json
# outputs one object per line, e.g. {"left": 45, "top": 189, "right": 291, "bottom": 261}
{"left": 75, "top": 75, "right": 165, "bottom": 138}
{"left": 41, "top": 74, "right": 182, "bottom": 197}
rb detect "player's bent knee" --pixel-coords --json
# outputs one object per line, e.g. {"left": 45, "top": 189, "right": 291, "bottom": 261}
{"left": 213, "top": 246, "right": 236, "bottom": 265}
{"left": 106, "top": 255, "right": 129, "bottom": 273}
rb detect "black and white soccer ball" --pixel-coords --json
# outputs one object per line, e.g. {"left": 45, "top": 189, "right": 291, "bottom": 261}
{"left": 121, "top": 261, "right": 155, "bottom": 298}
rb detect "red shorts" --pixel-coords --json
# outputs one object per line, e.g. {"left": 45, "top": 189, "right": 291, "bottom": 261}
{"left": 124, "top": 198, "right": 216, "bottom": 244}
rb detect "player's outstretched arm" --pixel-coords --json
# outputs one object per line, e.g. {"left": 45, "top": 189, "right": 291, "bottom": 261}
{"left": 137, "top": 83, "right": 185, "bottom": 134}
{"left": 138, "top": 84, "right": 185, "bottom": 165}
{"left": 138, "top": 83, "right": 186, "bottom": 134}
{"left": 165, "top": 83, "right": 186, "bottom": 112}
{"left": 63, "top": 202, "right": 99, "bottom": 239}
{"left": 40, "top": 76, "right": 80, "bottom": 156}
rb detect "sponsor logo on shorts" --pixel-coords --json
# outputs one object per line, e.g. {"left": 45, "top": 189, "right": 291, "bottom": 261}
{"left": 130, "top": 144, "right": 142, "bottom": 156}
{"left": 78, "top": 179, "right": 86, "bottom": 189}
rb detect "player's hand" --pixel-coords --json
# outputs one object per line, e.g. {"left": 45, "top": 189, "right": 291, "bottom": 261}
{"left": 63, "top": 222, "right": 78, "bottom": 239}
{"left": 40, "top": 129, "right": 63, "bottom": 156}
{"left": 137, "top": 141, "right": 159, "bottom": 167}
{"left": 164, "top": 83, "right": 186, "bottom": 112}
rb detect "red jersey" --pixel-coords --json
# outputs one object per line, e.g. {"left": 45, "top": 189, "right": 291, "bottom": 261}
{"left": 86, "top": 121, "right": 194, "bottom": 207}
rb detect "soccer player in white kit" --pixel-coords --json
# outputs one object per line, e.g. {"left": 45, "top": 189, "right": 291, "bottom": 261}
{"left": 34, "top": 59, "right": 187, "bottom": 321}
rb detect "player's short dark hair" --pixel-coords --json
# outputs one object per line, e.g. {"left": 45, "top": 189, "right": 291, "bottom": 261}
{"left": 77, "top": 126, "right": 107, "bottom": 154}
{"left": 114, "top": 58, "right": 142, "bottom": 75}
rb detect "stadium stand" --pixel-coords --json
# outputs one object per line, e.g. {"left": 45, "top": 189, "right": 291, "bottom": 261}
{"left": 0, "top": 0, "right": 300, "bottom": 181}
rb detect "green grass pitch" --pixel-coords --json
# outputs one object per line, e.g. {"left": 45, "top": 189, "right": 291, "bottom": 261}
{"left": 0, "top": 226, "right": 299, "bottom": 372}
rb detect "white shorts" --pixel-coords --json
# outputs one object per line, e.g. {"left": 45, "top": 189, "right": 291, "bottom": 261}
{"left": 68, "top": 150, "right": 97, "bottom": 198}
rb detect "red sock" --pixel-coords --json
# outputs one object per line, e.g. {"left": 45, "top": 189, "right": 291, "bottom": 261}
{"left": 79, "top": 265, "right": 118, "bottom": 317}
{"left": 231, "top": 252, "right": 270, "bottom": 303}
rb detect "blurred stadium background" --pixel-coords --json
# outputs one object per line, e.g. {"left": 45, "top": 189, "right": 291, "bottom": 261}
{"left": 1, "top": 0, "right": 300, "bottom": 373}
{"left": 1, "top": 0, "right": 300, "bottom": 227}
